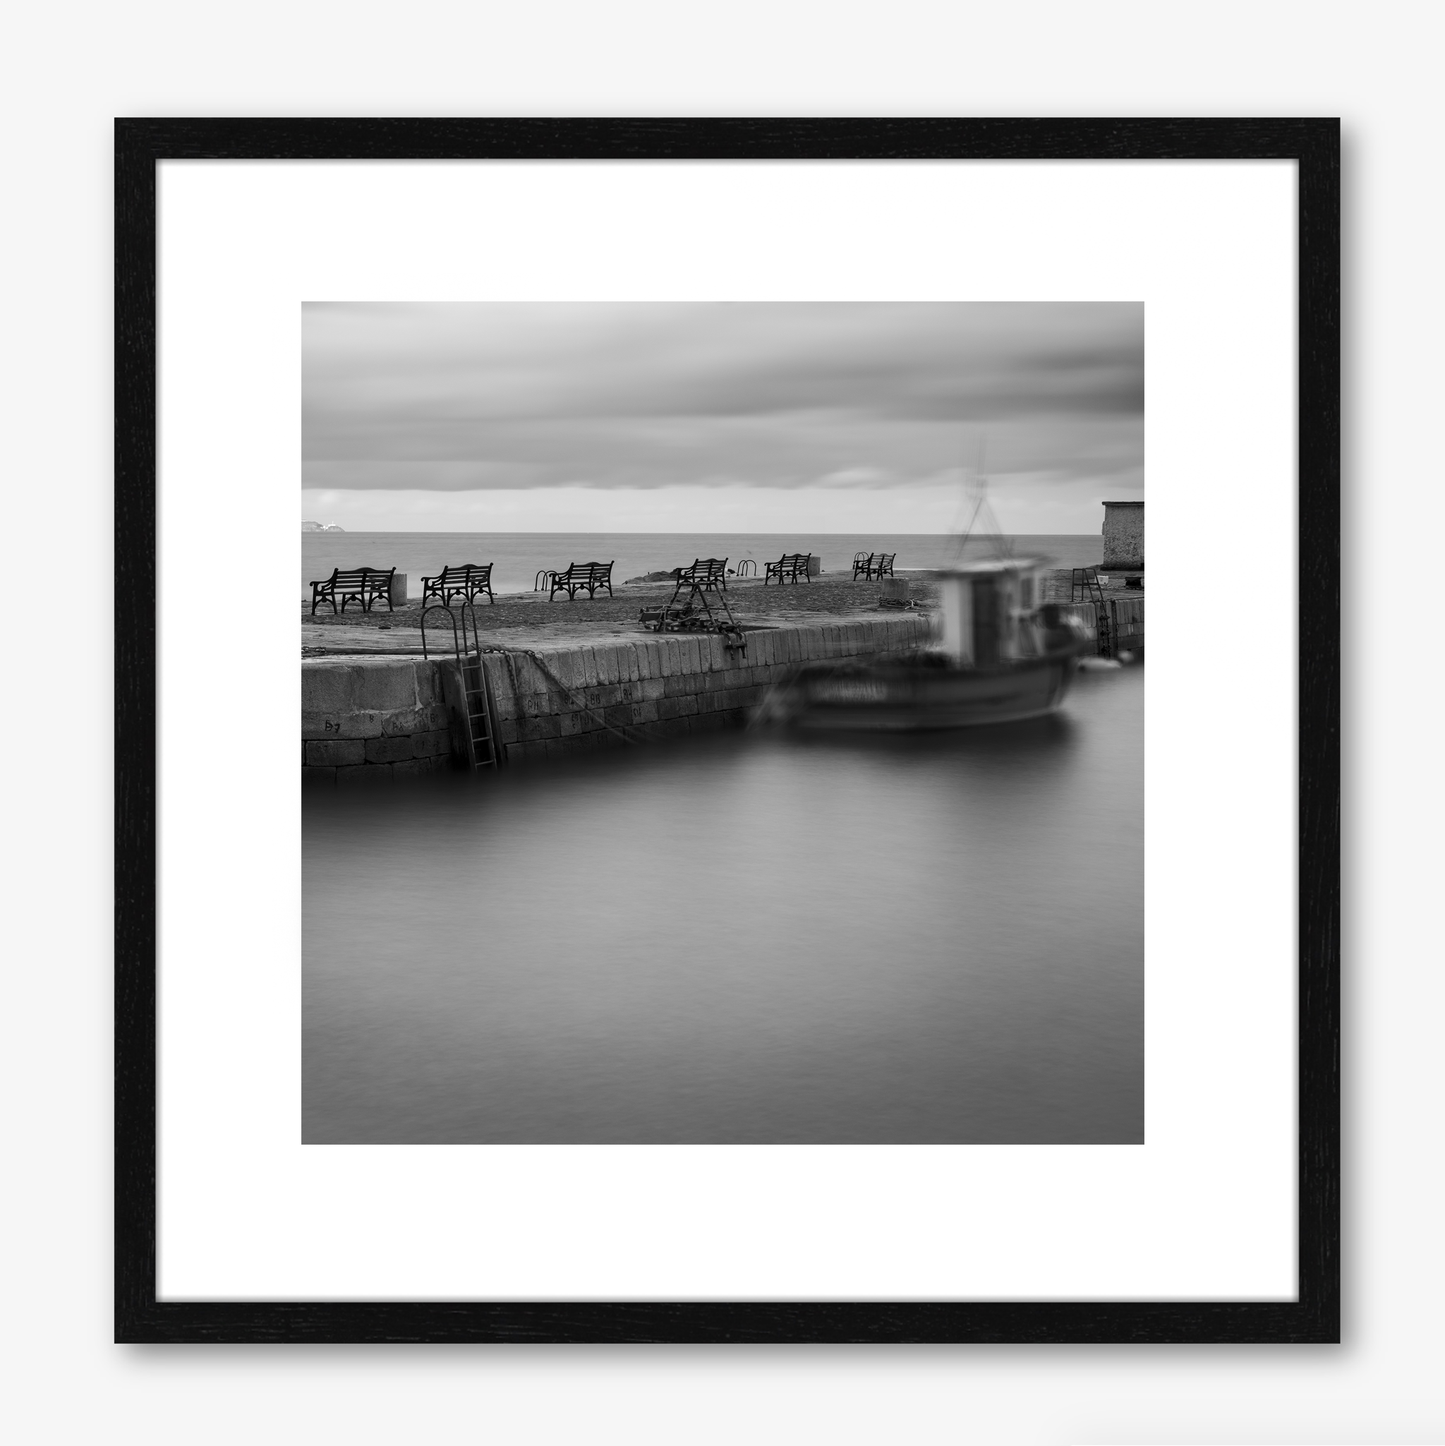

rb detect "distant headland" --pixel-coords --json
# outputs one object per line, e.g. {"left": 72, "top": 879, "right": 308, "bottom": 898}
{"left": 302, "top": 521, "right": 345, "bottom": 532}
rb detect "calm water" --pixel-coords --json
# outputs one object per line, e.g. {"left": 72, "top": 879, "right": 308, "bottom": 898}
{"left": 301, "top": 531, "right": 1105, "bottom": 598}
{"left": 303, "top": 665, "right": 1143, "bottom": 1144}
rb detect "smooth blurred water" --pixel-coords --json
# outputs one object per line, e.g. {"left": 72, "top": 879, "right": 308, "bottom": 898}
{"left": 303, "top": 665, "right": 1142, "bottom": 1143}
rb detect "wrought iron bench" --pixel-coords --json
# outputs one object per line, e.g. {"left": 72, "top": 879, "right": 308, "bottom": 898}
{"left": 309, "top": 566, "right": 396, "bottom": 615}
{"left": 420, "top": 563, "right": 495, "bottom": 607}
{"left": 764, "top": 552, "right": 812, "bottom": 585}
{"left": 674, "top": 557, "right": 728, "bottom": 591}
{"left": 548, "top": 560, "right": 615, "bottom": 601}
{"left": 852, "top": 552, "right": 896, "bottom": 581}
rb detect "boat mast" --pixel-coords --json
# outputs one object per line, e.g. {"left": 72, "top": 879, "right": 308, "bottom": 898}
{"left": 952, "top": 435, "right": 1012, "bottom": 563}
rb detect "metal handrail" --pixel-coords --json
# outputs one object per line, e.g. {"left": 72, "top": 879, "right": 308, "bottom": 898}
{"left": 420, "top": 600, "right": 481, "bottom": 661}
{"left": 419, "top": 603, "right": 459, "bottom": 660}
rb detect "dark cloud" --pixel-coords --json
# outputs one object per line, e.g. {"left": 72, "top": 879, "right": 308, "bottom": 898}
{"left": 303, "top": 303, "right": 1143, "bottom": 493}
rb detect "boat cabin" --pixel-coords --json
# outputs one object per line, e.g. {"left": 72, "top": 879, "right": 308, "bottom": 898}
{"left": 936, "top": 558, "right": 1052, "bottom": 666}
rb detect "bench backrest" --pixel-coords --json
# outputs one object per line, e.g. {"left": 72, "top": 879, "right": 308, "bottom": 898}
{"left": 562, "top": 561, "right": 612, "bottom": 579}
{"left": 324, "top": 566, "right": 394, "bottom": 586}
{"left": 679, "top": 557, "right": 726, "bottom": 582}
{"left": 436, "top": 563, "right": 491, "bottom": 583}
{"left": 776, "top": 553, "right": 810, "bottom": 567}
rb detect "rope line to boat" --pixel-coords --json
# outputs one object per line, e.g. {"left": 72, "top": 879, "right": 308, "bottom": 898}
{"left": 475, "top": 645, "right": 659, "bottom": 747}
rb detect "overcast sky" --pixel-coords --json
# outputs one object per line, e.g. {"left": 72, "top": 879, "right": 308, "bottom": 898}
{"left": 302, "top": 302, "right": 1143, "bottom": 533}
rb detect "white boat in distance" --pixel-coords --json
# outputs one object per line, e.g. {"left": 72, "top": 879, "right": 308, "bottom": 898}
{"left": 760, "top": 557, "right": 1089, "bottom": 732}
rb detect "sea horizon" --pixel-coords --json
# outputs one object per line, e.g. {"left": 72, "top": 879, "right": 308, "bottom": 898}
{"left": 301, "top": 530, "right": 1106, "bottom": 598}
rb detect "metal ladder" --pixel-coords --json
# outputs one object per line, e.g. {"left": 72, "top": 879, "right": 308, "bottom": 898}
{"left": 421, "top": 602, "right": 498, "bottom": 770}
{"left": 1068, "top": 568, "right": 1113, "bottom": 658}
{"left": 1068, "top": 566, "right": 1106, "bottom": 606}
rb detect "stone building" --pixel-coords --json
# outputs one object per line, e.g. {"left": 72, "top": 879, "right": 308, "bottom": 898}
{"left": 1102, "top": 500, "right": 1144, "bottom": 572}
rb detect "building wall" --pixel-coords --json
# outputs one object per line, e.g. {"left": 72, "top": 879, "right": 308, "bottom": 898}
{"left": 1102, "top": 501, "right": 1145, "bottom": 570}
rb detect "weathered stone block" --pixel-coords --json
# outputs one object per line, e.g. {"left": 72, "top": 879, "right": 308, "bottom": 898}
{"left": 412, "top": 729, "right": 451, "bottom": 759}
{"left": 306, "top": 737, "right": 366, "bottom": 767}
{"left": 538, "top": 649, "right": 581, "bottom": 691}
{"left": 639, "top": 677, "right": 665, "bottom": 701}
{"left": 303, "top": 709, "right": 386, "bottom": 741}
{"left": 514, "top": 715, "right": 550, "bottom": 742}
{"left": 380, "top": 705, "right": 448, "bottom": 737}
{"left": 480, "top": 654, "right": 516, "bottom": 704}
{"left": 365, "top": 734, "right": 414, "bottom": 764}
{"left": 634, "top": 700, "right": 659, "bottom": 724}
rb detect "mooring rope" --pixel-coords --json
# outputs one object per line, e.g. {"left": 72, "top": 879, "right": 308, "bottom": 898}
{"left": 476, "top": 645, "right": 659, "bottom": 746}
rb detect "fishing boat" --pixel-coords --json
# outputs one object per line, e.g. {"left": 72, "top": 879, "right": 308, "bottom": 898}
{"left": 759, "top": 557, "right": 1089, "bottom": 732}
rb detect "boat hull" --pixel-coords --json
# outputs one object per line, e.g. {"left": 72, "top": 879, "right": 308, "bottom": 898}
{"left": 768, "top": 653, "right": 1079, "bottom": 732}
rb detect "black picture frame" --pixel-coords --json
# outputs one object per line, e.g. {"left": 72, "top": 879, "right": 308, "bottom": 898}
{"left": 115, "top": 117, "right": 1339, "bottom": 1344}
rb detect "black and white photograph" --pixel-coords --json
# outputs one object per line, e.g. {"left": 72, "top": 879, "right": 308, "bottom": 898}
{"left": 113, "top": 120, "right": 1330, "bottom": 1346}
{"left": 300, "top": 300, "right": 1146, "bottom": 1145}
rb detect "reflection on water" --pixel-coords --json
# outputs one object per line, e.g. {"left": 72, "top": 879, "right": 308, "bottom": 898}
{"left": 304, "top": 666, "right": 1143, "bottom": 1143}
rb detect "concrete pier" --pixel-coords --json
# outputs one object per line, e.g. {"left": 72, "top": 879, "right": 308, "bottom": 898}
{"left": 302, "top": 614, "right": 931, "bottom": 784}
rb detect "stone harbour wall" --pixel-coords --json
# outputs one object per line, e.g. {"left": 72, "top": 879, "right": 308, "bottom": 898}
{"left": 301, "top": 656, "right": 455, "bottom": 785}
{"left": 302, "top": 615, "right": 933, "bottom": 784}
